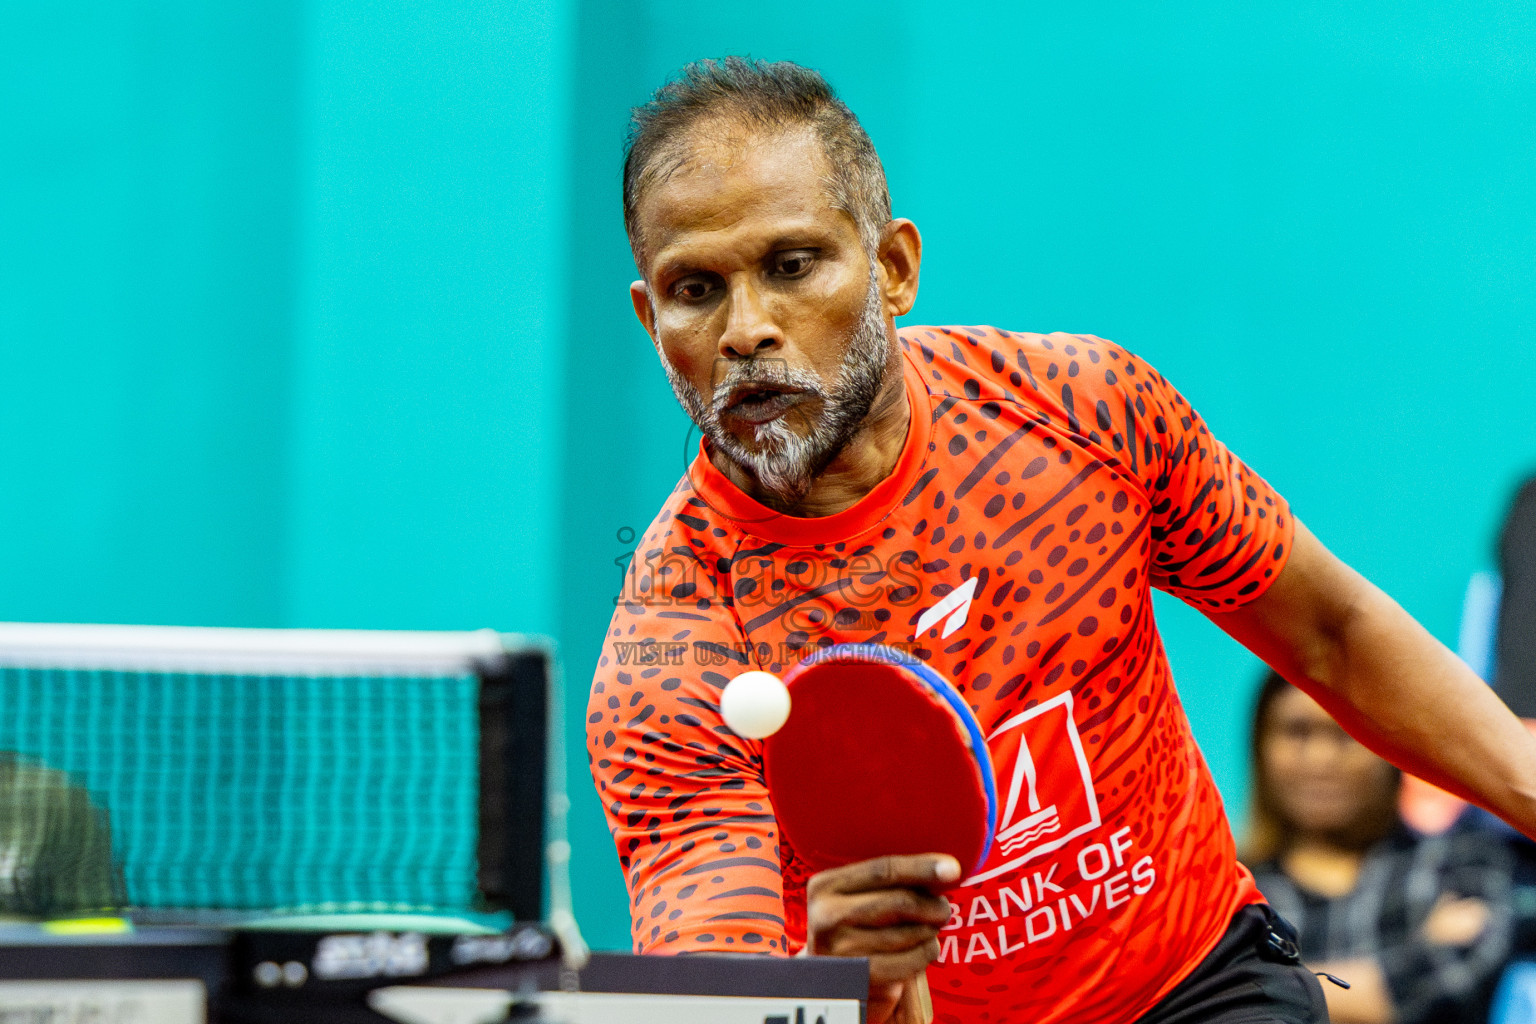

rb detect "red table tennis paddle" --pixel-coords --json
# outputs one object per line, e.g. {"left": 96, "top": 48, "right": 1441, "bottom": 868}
{"left": 761, "top": 643, "right": 998, "bottom": 1024}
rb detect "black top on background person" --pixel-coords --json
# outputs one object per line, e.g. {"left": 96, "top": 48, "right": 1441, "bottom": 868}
{"left": 1496, "top": 476, "right": 1536, "bottom": 716}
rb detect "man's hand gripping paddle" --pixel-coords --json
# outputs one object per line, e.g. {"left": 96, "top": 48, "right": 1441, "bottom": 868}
{"left": 721, "top": 643, "right": 998, "bottom": 1024}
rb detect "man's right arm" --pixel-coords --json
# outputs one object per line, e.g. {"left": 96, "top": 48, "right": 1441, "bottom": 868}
{"left": 589, "top": 623, "right": 959, "bottom": 1018}
{"left": 588, "top": 522, "right": 961, "bottom": 1019}
{"left": 589, "top": 557, "right": 791, "bottom": 954}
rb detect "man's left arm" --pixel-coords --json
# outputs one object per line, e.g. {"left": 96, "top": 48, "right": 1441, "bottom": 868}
{"left": 1214, "top": 520, "right": 1536, "bottom": 839}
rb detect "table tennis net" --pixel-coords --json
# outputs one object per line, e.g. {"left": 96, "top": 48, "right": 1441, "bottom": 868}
{"left": 0, "top": 625, "right": 547, "bottom": 922}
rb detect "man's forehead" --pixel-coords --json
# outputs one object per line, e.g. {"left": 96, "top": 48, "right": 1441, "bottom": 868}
{"left": 636, "top": 125, "right": 850, "bottom": 265}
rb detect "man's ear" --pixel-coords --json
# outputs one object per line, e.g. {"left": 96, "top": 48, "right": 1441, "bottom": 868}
{"left": 630, "top": 280, "right": 658, "bottom": 342}
{"left": 876, "top": 219, "right": 922, "bottom": 318}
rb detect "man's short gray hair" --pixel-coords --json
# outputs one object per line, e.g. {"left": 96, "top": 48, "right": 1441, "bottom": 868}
{"left": 622, "top": 57, "right": 892, "bottom": 267}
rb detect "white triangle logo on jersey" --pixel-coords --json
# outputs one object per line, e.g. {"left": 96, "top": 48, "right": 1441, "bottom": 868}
{"left": 965, "top": 690, "right": 1103, "bottom": 885}
{"left": 914, "top": 576, "right": 978, "bottom": 640}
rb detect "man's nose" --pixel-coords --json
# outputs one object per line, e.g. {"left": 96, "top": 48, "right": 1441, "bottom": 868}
{"left": 717, "top": 276, "right": 783, "bottom": 359}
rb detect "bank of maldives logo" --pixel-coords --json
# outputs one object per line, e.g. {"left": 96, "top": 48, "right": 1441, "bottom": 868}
{"left": 966, "top": 690, "right": 1101, "bottom": 886}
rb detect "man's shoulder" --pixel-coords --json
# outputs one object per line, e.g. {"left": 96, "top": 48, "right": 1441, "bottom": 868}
{"left": 899, "top": 324, "right": 1083, "bottom": 350}
{"left": 898, "top": 325, "right": 1137, "bottom": 417}
{"left": 899, "top": 324, "right": 1124, "bottom": 381}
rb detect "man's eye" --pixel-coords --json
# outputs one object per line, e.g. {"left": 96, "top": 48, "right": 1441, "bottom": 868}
{"left": 774, "top": 252, "right": 814, "bottom": 276}
{"left": 673, "top": 278, "right": 714, "bottom": 301}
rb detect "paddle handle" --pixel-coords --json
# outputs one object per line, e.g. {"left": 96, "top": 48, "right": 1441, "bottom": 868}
{"left": 894, "top": 968, "right": 933, "bottom": 1024}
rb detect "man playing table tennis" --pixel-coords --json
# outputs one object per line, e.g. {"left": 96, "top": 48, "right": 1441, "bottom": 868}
{"left": 587, "top": 57, "right": 1536, "bottom": 1023}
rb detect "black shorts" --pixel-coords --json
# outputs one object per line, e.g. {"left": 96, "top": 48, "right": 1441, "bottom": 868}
{"left": 1135, "top": 904, "right": 1330, "bottom": 1024}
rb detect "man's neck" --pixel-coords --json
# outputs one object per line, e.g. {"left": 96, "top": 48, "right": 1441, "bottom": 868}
{"left": 713, "top": 354, "right": 910, "bottom": 519}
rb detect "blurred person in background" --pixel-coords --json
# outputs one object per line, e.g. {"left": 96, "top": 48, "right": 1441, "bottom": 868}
{"left": 1399, "top": 472, "right": 1536, "bottom": 965}
{"left": 1244, "top": 670, "right": 1515, "bottom": 1023}
{"left": 1494, "top": 475, "right": 1536, "bottom": 721}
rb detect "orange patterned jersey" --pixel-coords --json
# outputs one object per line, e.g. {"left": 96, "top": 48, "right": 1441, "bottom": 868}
{"left": 588, "top": 326, "right": 1293, "bottom": 1024}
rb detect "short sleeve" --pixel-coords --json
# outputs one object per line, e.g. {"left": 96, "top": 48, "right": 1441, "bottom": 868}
{"left": 588, "top": 520, "right": 792, "bottom": 955}
{"left": 1123, "top": 357, "right": 1294, "bottom": 610}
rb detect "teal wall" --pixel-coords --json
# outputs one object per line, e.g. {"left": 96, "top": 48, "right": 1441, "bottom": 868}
{"left": 0, "top": 1, "right": 301, "bottom": 626}
{"left": 3, "top": 0, "right": 1534, "bottom": 951}
{"left": 286, "top": 0, "right": 571, "bottom": 634}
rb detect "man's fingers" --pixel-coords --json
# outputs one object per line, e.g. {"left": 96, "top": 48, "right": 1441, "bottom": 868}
{"left": 867, "top": 935, "right": 942, "bottom": 986}
{"left": 819, "top": 923, "right": 938, "bottom": 958}
{"left": 809, "top": 854, "right": 962, "bottom": 897}
{"left": 867, "top": 981, "right": 905, "bottom": 1024}
{"left": 805, "top": 853, "right": 955, "bottom": 1001}
{"left": 809, "top": 888, "right": 952, "bottom": 934}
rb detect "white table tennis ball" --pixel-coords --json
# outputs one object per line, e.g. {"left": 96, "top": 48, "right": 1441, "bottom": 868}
{"left": 720, "top": 670, "right": 791, "bottom": 739}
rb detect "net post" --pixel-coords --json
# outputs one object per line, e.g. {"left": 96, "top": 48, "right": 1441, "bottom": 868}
{"left": 474, "top": 647, "right": 547, "bottom": 923}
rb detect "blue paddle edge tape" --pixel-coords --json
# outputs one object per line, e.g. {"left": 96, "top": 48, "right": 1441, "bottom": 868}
{"left": 797, "top": 642, "right": 998, "bottom": 873}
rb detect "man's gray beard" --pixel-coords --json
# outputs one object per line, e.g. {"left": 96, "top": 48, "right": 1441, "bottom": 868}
{"left": 661, "top": 272, "right": 891, "bottom": 508}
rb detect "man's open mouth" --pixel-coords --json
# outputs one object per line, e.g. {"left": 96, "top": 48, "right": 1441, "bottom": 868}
{"left": 721, "top": 384, "right": 804, "bottom": 426}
